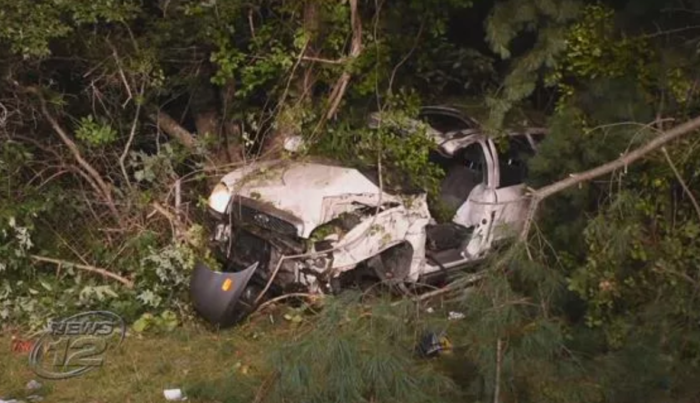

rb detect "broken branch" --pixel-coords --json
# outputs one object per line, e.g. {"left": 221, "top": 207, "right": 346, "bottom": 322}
{"left": 148, "top": 109, "right": 197, "bottom": 150}
{"left": 520, "top": 115, "right": 700, "bottom": 241}
{"left": 30, "top": 255, "right": 134, "bottom": 289}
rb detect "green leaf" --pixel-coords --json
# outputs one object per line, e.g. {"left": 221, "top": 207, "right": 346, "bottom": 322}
{"left": 132, "top": 317, "right": 149, "bottom": 333}
{"left": 104, "top": 286, "right": 118, "bottom": 298}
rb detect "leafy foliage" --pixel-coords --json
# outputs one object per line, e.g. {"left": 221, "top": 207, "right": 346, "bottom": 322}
{"left": 1, "top": 0, "right": 700, "bottom": 401}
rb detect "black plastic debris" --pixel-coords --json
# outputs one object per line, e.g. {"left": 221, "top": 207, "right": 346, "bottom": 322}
{"left": 416, "top": 330, "right": 452, "bottom": 358}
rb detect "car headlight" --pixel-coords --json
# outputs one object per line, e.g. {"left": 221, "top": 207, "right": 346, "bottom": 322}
{"left": 208, "top": 182, "right": 231, "bottom": 213}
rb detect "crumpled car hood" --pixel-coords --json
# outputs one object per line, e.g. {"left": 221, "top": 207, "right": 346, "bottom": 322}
{"left": 219, "top": 160, "right": 401, "bottom": 238}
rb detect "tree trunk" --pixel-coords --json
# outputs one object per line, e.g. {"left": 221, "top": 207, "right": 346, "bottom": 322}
{"left": 220, "top": 79, "right": 244, "bottom": 164}
{"left": 262, "top": 0, "right": 322, "bottom": 158}
{"left": 191, "top": 65, "right": 221, "bottom": 138}
{"left": 299, "top": 0, "right": 320, "bottom": 99}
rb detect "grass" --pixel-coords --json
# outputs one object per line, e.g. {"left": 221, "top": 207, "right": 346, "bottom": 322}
{"left": 0, "top": 297, "right": 469, "bottom": 403}
{"left": 0, "top": 314, "right": 289, "bottom": 403}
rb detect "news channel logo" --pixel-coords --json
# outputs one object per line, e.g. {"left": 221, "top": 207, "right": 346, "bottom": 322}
{"left": 28, "top": 310, "right": 126, "bottom": 380}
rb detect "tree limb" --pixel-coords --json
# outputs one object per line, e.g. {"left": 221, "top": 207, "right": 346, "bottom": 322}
{"left": 520, "top": 115, "right": 700, "bottom": 241}
{"left": 662, "top": 146, "right": 700, "bottom": 222}
{"left": 148, "top": 109, "right": 197, "bottom": 150}
{"left": 30, "top": 255, "right": 134, "bottom": 289}
{"left": 120, "top": 83, "right": 145, "bottom": 191}
{"left": 325, "top": 0, "right": 362, "bottom": 121}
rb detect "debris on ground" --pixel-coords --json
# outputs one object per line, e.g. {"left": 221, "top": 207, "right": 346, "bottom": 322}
{"left": 448, "top": 311, "right": 465, "bottom": 321}
{"left": 25, "top": 380, "right": 41, "bottom": 391}
{"left": 416, "top": 331, "right": 452, "bottom": 358}
{"left": 163, "top": 388, "right": 187, "bottom": 401}
{"left": 10, "top": 336, "right": 34, "bottom": 354}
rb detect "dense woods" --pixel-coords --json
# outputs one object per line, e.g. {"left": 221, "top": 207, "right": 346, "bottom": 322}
{"left": 1, "top": 0, "right": 700, "bottom": 402}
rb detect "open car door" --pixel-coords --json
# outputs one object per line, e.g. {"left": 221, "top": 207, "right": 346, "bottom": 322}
{"left": 449, "top": 139, "right": 499, "bottom": 260}
{"left": 424, "top": 133, "right": 499, "bottom": 270}
{"left": 489, "top": 135, "right": 538, "bottom": 242}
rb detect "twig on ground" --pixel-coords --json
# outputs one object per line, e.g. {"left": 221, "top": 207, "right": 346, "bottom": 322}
{"left": 254, "top": 293, "right": 319, "bottom": 314}
{"left": 390, "top": 271, "right": 487, "bottom": 306}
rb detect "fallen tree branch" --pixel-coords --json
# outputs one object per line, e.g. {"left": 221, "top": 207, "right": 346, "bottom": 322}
{"left": 148, "top": 109, "right": 197, "bottom": 150}
{"left": 390, "top": 271, "right": 487, "bottom": 306}
{"left": 520, "top": 115, "right": 700, "bottom": 242}
{"left": 30, "top": 255, "right": 134, "bottom": 289}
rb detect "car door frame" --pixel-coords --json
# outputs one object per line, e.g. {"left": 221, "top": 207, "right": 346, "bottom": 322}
{"left": 487, "top": 134, "right": 538, "bottom": 242}
{"left": 427, "top": 134, "right": 500, "bottom": 269}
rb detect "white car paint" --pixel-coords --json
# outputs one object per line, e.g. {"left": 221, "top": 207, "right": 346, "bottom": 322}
{"left": 218, "top": 161, "right": 401, "bottom": 238}
{"left": 206, "top": 109, "right": 537, "bottom": 286}
{"left": 330, "top": 193, "right": 431, "bottom": 280}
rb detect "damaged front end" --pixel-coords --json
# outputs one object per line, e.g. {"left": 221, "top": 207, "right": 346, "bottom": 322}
{"left": 191, "top": 195, "right": 308, "bottom": 327}
{"left": 191, "top": 161, "right": 429, "bottom": 326}
{"left": 189, "top": 261, "right": 260, "bottom": 327}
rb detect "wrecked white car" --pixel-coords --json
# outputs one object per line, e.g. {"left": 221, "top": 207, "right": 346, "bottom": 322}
{"left": 190, "top": 106, "right": 544, "bottom": 326}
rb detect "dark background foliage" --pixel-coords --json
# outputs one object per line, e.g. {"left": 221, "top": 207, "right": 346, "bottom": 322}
{"left": 1, "top": 0, "right": 700, "bottom": 402}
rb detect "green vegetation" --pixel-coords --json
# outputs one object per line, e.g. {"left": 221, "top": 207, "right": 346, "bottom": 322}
{"left": 1, "top": 0, "right": 700, "bottom": 402}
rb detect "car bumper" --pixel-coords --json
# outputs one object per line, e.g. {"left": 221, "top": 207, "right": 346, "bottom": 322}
{"left": 189, "top": 260, "right": 260, "bottom": 327}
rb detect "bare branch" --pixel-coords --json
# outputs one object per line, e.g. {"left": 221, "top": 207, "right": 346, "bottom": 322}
{"left": 520, "top": 115, "right": 700, "bottom": 241}
{"left": 120, "top": 83, "right": 145, "bottom": 191}
{"left": 148, "top": 110, "right": 197, "bottom": 150}
{"left": 662, "top": 146, "right": 700, "bottom": 222}
{"left": 23, "top": 86, "right": 119, "bottom": 219}
{"left": 109, "top": 42, "right": 134, "bottom": 108}
{"left": 388, "top": 19, "right": 425, "bottom": 95}
{"left": 325, "top": 0, "right": 363, "bottom": 121}
{"left": 30, "top": 255, "right": 134, "bottom": 289}
{"left": 301, "top": 55, "right": 345, "bottom": 64}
